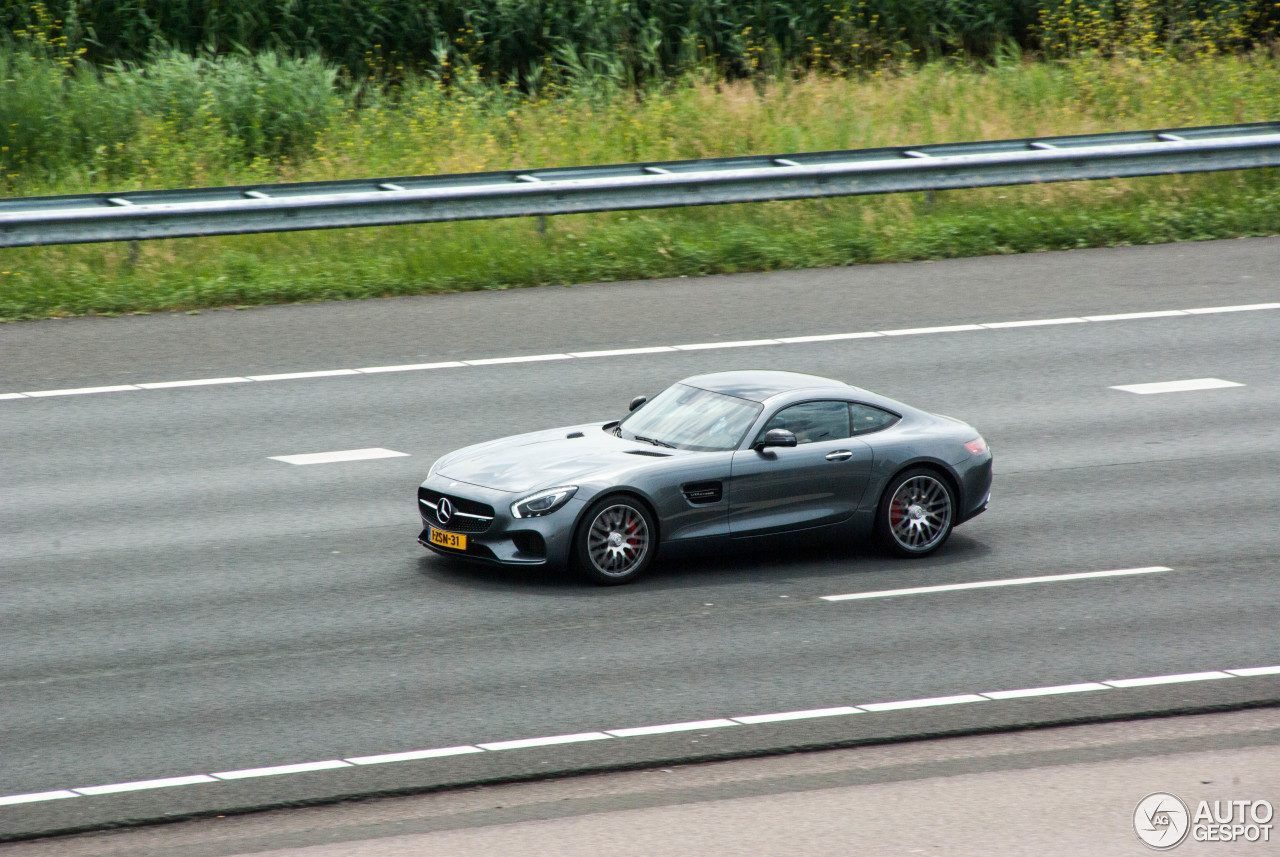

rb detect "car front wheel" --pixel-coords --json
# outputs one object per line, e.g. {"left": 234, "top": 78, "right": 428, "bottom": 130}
{"left": 875, "top": 468, "right": 955, "bottom": 558}
{"left": 574, "top": 495, "right": 656, "bottom": 585}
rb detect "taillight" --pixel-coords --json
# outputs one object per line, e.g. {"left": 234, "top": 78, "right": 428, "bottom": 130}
{"left": 965, "top": 437, "right": 988, "bottom": 455}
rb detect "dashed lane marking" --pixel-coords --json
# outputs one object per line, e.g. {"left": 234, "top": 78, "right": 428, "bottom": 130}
{"left": 2, "top": 664, "right": 1275, "bottom": 808}
{"left": 136, "top": 377, "right": 252, "bottom": 389}
{"left": 346, "top": 746, "right": 483, "bottom": 766}
{"left": 0, "top": 790, "right": 78, "bottom": 807}
{"left": 246, "top": 370, "right": 359, "bottom": 382}
{"left": 211, "top": 760, "right": 352, "bottom": 780}
{"left": 606, "top": 719, "right": 739, "bottom": 738}
{"left": 22, "top": 385, "right": 139, "bottom": 398}
{"left": 1102, "top": 671, "right": 1232, "bottom": 688}
{"left": 980, "top": 683, "right": 1110, "bottom": 700}
{"left": 859, "top": 694, "right": 987, "bottom": 712}
{"left": 268, "top": 448, "right": 410, "bottom": 465}
{"left": 1110, "top": 378, "right": 1244, "bottom": 395}
{"left": 74, "top": 775, "right": 218, "bottom": 796}
{"left": 477, "top": 733, "right": 612, "bottom": 752}
{"left": 820, "top": 566, "right": 1173, "bottom": 602}
{"left": 4, "top": 302, "right": 1276, "bottom": 401}
{"left": 732, "top": 707, "right": 862, "bottom": 724}
{"left": 980, "top": 317, "right": 1088, "bottom": 329}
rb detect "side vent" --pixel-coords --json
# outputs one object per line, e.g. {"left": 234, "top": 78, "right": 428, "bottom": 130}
{"left": 682, "top": 481, "right": 723, "bottom": 504}
{"left": 566, "top": 431, "right": 585, "bottom": 438}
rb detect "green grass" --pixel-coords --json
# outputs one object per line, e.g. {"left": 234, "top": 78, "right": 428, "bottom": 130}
{"left": 2, "top": 53, "right": 1280, "bottom": 321}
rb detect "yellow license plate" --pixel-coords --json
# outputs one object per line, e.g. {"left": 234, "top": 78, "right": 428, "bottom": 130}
{"left": 429, "top": 528, "right": 466, "bottom": 550}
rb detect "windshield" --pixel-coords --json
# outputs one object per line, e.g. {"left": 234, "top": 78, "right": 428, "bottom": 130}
{"left": 619, "top": 384, "right": 763, "bottom": 452}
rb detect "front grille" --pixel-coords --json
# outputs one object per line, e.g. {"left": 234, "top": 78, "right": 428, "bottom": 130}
{"left": 418, "top": 487, "right": 495, "bottom": 534}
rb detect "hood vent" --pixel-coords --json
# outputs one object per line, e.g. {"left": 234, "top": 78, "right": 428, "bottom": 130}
{"left": 566, "top": 431, "right": 585, "bottom": 438}
{"left": 682, "top": 481, "right": 723, "bottom": 504}
{"left": 626, "top": 449, "right": 671, "bottom": 457}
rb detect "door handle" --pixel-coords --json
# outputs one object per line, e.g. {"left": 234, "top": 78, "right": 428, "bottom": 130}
{"left": 825, "top": 450, "right": 853, "bottom": 461}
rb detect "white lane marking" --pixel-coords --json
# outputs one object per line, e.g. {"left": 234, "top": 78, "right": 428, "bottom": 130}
{"left": 1183, "top": 302, "right": 1280, "bottom": 314}
{"left": 465, "top": 354, "right": 573, "bottom": 366}
{"left": 6, "top": 664, "right": 1277, "bottom": 807}
{"left": 980, "top": 683, "right": 1110, "bottom": 700}
{"left": 860, "top": 694, "right": 987, "bottom": 712}
{"left": 136, "top": 377, "right": 252, "bottom": 389}
{"left": 607, "top": 719, "right": 739, "bottom": 737}
{"left": 477, "top": 732, "right": 612, "bottom": 751}
{"left": 0, "top": 790, "right": 79, "bottom": 806}
{"left": 821, "top": 566, "right": 1173, "bottom": 602}
{"left": 356, "top": 362, "right": 467, "bottom": 374}
{"left": 346, "top": 746, "right": 484, "bottom": 765}
{"left": 568, "top": 346, "right": 676, "bottom": 358}
{"left": 1226, "top": 666, "right": 1280, "bottom": 677}
{"left": 672, "top": 339, "right": 779, "bottom": 351}
{"left": 1104, "top": 671, "right": 1233, "bottom": 688}
{"left": 981, "top": 317, "right": 1086, "bottom": 329}
{"left": 211, "top": 760, "right": 352, "bottom": 780}
{"left": 879, "top": 324, "right": 984, "bottom": 336}
{"left": 1084, "top": 310, "right": 1187, "bottom": 321}
{"left": 776, "top": 332, "right": 883, "bottom": 344}
{"left": 5, "top": 301, "right": 1278, "bottom": 402}
{"left": 74, "top": 775, "right": 217, "bottom": 795}
{"left": 1110, "top": 378, "right": 1243, "bottom": 394}
{"left": 269, "top": 448, "right": 409, "bottom": 465}
{"left": 732, "top": 706, "right": 862, "bottom": 724}
{"left": 246, "top": 369, "right": 360, "bottom": 382}
{"left": 24, "top": 385, "right": 139, "bottom": 397}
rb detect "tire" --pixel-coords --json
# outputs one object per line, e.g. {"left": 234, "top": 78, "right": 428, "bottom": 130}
{"left": 573, "top": 495, "right": 657, "bottom": 585}
{"left": 875, "top": 467, "right": 955, "bottom": 558}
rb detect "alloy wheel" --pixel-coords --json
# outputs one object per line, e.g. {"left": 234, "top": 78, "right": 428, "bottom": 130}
{"left": 586, "top": 503, "right": 650, "bottom": 577}
{"left": 887, "top": 474, "right": 953, "bottom": 553}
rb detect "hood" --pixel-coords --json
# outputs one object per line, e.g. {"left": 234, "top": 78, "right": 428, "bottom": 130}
{"left": 435, "top": 423, "right": 681, "bottom": 493}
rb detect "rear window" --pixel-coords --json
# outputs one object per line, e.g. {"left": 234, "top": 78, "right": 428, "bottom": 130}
{"left": 849, "top": 403, "right": 900, "bottom": 435}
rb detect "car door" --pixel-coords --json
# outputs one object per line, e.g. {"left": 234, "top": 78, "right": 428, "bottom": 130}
{"left": 728, "top": 400, "right": 874, "bottom": 537}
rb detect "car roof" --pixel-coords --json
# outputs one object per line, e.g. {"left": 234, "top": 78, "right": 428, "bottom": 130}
{"left": 681, "top": 370, "right": 851, "bottom": 403}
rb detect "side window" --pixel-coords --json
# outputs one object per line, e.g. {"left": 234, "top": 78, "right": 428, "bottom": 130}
{"left": 849, "top": 402, "right": 900, "bottom": 436}
{"left": 760, "top": 401, "right": 851, "bottom": 445}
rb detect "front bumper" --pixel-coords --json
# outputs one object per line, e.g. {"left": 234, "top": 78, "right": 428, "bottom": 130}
{"left": 417, "top": 477, "right": 581, "bottom": 568}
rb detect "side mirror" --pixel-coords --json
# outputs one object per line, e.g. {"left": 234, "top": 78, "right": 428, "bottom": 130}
{"left": 629, "top": 396, "right": 648, "bottom": 412}
{"left": 755, "top": 428, "right": 797, "bottom": 451}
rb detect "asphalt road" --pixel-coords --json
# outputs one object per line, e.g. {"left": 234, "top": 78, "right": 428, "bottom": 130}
{"left": 2, "top": 237, "right": 1278, "bottom": 839}
{"left": 5, "top": 709, "right": 1278, "bottom": 856}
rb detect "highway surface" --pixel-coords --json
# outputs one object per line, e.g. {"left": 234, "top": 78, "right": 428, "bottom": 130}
{"left": 2, "top": 237, "right": 1278, "bottom": 839}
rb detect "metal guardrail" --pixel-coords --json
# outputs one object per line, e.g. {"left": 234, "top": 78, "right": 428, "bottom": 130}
{"left": 1, "top": 122, "right": 1278, "bottom": 248}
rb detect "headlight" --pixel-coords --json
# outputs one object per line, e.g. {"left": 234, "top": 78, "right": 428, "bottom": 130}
{"left": 511, "top": 486, "right": 578, "bottom": 518}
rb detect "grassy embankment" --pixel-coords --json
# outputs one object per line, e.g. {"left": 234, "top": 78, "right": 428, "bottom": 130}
{"left": 1, "top": 37, "right": 1279, "bottom": 319}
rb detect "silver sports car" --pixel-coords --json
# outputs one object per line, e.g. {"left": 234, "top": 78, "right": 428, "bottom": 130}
{"left": 418, "top": 370, "right": 991, "bottom": 584}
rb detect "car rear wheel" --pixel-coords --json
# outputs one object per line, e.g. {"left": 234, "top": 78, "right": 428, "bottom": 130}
{"left": 574, "top": 495, "right": 656, "bottom": 585}
{"left": 875, "top": 468, "right": 955, "bottom": 558}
